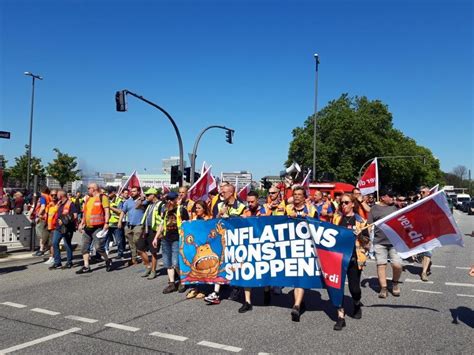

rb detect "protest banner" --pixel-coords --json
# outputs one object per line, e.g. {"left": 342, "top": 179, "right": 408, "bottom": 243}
{"left": 373, "top": 190, "right": 464, "bottom": 258}
{"left": 179, "top": 216, "right": 355, "bottom": 307}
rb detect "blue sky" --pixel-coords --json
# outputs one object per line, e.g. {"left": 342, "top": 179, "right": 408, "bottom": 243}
{"left": 1, "top": 0, "right": 472, "bottom": 180}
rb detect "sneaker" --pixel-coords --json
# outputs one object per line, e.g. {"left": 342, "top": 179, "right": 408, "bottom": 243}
{"left": 333, "top": 317, "right": 346, "bottom": 331}
{"left": 263, "top": 290, "right": 271, "bottom": 306}
{"left": 163, "top": 282, "right": 178, "bottom": 294}
{"left": 33, "top": 250, "right": 45, "bottom": 257}
{"left": 48, "top": 264, "right": 62, "bottom": 270}
{"left": 291, "top": 305, "right": 301, "bottom": 322}
{"left": 353, "top": 302, "right": 362, "bottom": 319}
{"left": 44, "top": 257, "right": 54, "bottom": 265}
{"left": 141, "top": 268, "right": 152, "bottom": 277}
{"left": 178, "top": 283, "right": 186, "bottom": 293}
{"left": 127, "top": 259, "right": 138, "bottom": 267}
{"left": 158, "top": 260, "right": 164, "bottom": 266}
{"left": 76, "top": 266, "right": 92, "bottom": 274}
{"left": 106, "top": 260, "right": 113, "bottom": 272}
{"left": 204, "top": 292, "right": 221, "bottom": 305}
{"left": 238, "top": 302, "right": 253, "bottom": 313}
{"left": 420, "top": 272, "right": 428, "bottom": 282}
{"left": 187, "top": 289, "right": 198, "bottom": 299}
{"left": 228, "top": 287, "right": 241, "bottom": 301}
{"left": 147, "top": 270, "right": 157, "bottom": 280}
{"left": 378, "top": 287, "right": 388, "bottom": 299}
{"left": 62, "top": 262, "right": 73, "bottom": 269}
{"left": 392, "top": 282, "right": 401, "bottom": 297}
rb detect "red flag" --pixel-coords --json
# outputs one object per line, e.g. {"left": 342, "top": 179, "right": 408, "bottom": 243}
{"left": 237, "top": 183, "right": 251, "bottom": 202}
{"left": 429, "top": 184, "right": 439, "bottom": 194}
{"left": 357, "top": 158, "right": 378, "bottom": 196}
{"left": 373, "top": 191, "right": 464, "bottom": 258}
{"left": 201, "top": 161, "right": 217, "bottom": 191}
{"left": 161, "top": 182, "right": 170, "bottom": 194}
{"left": 188, "top": 166, "right": 212, "bottom": 201}
{"left": 301, "top": 169, "right": 311, "bottom": 197}
{"left": 119, "top": 170, "right": 142, "bottom": 194}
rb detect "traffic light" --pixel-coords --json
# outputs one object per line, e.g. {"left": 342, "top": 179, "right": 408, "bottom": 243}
{"left": 170, "top": 165, "right": 181, "bottom": 184}
{"left": 261, "top": 177, "right": 272, "bottom": 190}
{"left": 184, "top": 167, "right": 191, "bottom": 183}
{"left": 115, "top": 90, "right": 127, "bottom": 112}
{"left": 225, "top": 129, "right": 234, "bottom": 144}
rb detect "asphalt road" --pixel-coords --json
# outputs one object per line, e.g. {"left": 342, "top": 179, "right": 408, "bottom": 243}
{"left": 0, "top": 210, "right": 473, "bottom": 354}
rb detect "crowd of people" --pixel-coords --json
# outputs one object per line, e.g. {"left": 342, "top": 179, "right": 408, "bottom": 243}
{"left": 20, "top": 179, "right": 447, "bottom": 331}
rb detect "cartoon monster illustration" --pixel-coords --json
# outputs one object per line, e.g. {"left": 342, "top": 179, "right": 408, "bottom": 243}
{"left": 179, "top": 221, "right": 229, "bottom": 283}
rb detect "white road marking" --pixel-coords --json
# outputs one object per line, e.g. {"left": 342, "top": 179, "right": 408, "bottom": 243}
{"left": 0, "top": 302, "right": 27, "bottom": 308}
{"left": 0, "top": 327, "right": 81, "bottom": 354}
{"left": 30, "top": 308, "right": 61, "bottom": 316}
{"left": 430, "top": 265, "right": 446, "bottom": 268}
{"left": 455, "top": 267, "right": 470, "bottom": 270}
{"left": 405, "top": 278, "right": 434, "bottom": 284}
{"left": 65, "top": 315, "right": 98, "bottom": 323}
{"left": 445, "top": 282, "right": 474, "bottom": 288}
{"left": 104, "top": 323, "right": 140, "bottom": 332}
{"left": 456, "top": 294, "right": 474, "bottom": 298}
{"left": 412, "top": 289, "right": 443, "bottom": 294}
{"left": 198, "top": 340, "right": 242, "bottom": 352}
{"left": 150, "top": 331, "right": 188, "bottom": 342}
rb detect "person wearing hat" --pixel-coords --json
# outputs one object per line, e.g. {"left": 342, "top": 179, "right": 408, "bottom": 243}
{"left": 368, "top": 188, "right": 402, "bottom": 298}
{"left": 137, "top": 188, "right": 163, "bottom": 279}
{"left": 153, "top": 191, "right": 189, "bottom": 293}
{"left": 106, "top": 186, "right": 125, "bottom": 259}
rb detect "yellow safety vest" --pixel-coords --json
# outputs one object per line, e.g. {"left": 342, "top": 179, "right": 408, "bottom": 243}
{"left": 141, "top": 201, "right": 163, "bottom": 232}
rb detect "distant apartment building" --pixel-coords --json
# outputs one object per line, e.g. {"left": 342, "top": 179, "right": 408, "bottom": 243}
{"left": 45, "top": 176, "right": 73, "bottom": 192}
{"left": 162, "top": 156, "right": 186, "bottom": 175}
{"left": 221, "top": 171, "right": 252, "bottom": 190}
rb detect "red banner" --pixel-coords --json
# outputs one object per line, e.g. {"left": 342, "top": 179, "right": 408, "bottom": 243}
{"left": 357, "top": 158, "right": 378, "bottom": 195}
{"left": 373, "top": 191, "right": 464, "bottom": 258}
{"left": 189, "top": 166, "right": 212, "bottom": 201}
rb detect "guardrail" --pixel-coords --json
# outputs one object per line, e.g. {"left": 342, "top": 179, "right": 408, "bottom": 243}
{"left": 0, "top": 215, "right": 33, "bottom": 251}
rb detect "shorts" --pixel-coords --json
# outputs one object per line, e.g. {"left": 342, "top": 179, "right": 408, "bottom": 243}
{"left": 418, "top": 251, "right": 433, "bottom": 258}
{"left": 136, "top": 228, "right": 160, "bottom": 254}
{"left": 36, "top": 220, "right": 51, "bottom": 246}
{"left": 374, "top": 244, "right": 402, "bottom": 265}
{"left": 81, "top": 226, "right": 107, "bottom": 255}
{"left": 161, "top": 239, "right": 179, "bottom": 269}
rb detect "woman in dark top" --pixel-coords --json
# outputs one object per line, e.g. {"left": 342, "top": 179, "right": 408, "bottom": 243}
{"left": 332, "top": 193, "right": 370, "bottom": 330}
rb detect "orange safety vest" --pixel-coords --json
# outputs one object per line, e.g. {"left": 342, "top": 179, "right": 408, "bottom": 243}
{"left": 83, "top": 195, "right": 106, "bottom": 227}
{"left": 316, "top": 201, "right": 333, "bottom": 222}
{"left": 49, "top": 200, "right": 73, "bottom": 231}
{"left": 35, "top": 193, "right": 52, "bottom": 221}
{"left": 332, "top": 213, "right": 368, "bottom": 270}
{"left": 46, "top": 202, "right": 59, "bottom": 230}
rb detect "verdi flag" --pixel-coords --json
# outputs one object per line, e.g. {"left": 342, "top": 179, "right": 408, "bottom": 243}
{"left": 237, "top": 183, "right": 251, "bottom": 202}
{"left": 179, "top": 216, "right": 355, "bottom": 307}
{"left": 429, "top": 184, "right": 439, "bottom": 194}
{"left": 119, "top": 170, "right": 142, "bottom": 194}
{"left": 301, "top": 169, "right": 312, "bottom": 197}
{"left": 357, "top": 158, "right": 378, "bottom": 196}
{"left": 188, "top": 165, "right": 212, "bottom": 201}
{"left": 161, "top": 182, "right": 170, "bottom": 194}
{"left": 373, "top": 191, "right": 464, "bottom": 258}
{"left": 201, "top": 161, "right": 217, "bottom": 192}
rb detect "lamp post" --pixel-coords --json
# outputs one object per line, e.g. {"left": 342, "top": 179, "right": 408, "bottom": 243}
{"left": 24, "top": 72, "right": 43, "bottom": 191}
{"left": 312, "top": 53, "right": 320, "bottom": 182}
{"left": 115, "top": 90, "right": 185, "bottom": 186}
{"left": 190, "top": 126, "right": 234, "bottom": 185}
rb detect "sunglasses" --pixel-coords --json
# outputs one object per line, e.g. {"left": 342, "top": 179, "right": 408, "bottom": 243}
{"left": 341, "top": 201, "right": 351, "bottom": 205}
{"left": 269, "top": 191, "right": 279, "bottom": 194}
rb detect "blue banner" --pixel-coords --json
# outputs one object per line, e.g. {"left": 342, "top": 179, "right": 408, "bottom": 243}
{"left": 179, "top": 216, "right": 355, "bottom": 307}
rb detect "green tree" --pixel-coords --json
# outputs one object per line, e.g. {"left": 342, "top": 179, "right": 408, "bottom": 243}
{"left": 287, "top": 94, "right": 443, "bottom": 193}
{"left": 8, "top": 151, "right": 45, "bottom": 187}
{"left": 46, "top": 148, "right": 81, "bottom": 188}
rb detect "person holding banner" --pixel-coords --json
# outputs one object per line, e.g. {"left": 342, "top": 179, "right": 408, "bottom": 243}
{"left": 367, "top": 189, "right": 402, "bottom": 298}
{"left": 186, "top": 200, "right": 211, "bottom": 299}
{"left": 332, "top": 193, "right": 370, "bottom": 330}
{"left": 417, "top": 186, "right": 433, "bottom": 282}
{"left": 285, "top": 186, "right": 316, "bottom": 321}
{"left": 264, "top": 185, "right": 286, "bottom": 216}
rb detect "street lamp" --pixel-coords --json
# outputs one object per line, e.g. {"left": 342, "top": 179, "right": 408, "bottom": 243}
{"left": 24, "top": 71, "right": 43, "bottom": 191}
{"left": 312, "top": 53, "right": 320, "bottom": 182}
{"left": 189, "top": 126, "right": 235, "bottom": 185}
{"left": 115, "top": 89, "right": 185, "bottom": 186}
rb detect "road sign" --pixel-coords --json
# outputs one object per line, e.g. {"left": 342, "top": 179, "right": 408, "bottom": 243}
{"left": 0, "top": 131, "right": 11, "bottom": 139}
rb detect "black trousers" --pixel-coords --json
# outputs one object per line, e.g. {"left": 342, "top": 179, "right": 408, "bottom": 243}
{"left": 346, "top": 253, "right": 362, "bottom": 302}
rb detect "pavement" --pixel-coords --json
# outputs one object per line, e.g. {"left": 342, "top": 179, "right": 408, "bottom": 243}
{"left": 0, "top": 210, "right": 472, "bottom": 354}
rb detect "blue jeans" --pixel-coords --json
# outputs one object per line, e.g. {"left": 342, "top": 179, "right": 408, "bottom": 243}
{"left": 161, "top": 239, "right": 179, "bottom": 268}
{"left": 53, "top": 230, "right": 73, "bottom": 266}
{"left": 106, "top": 227, "right": 124, "bottom": 257}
